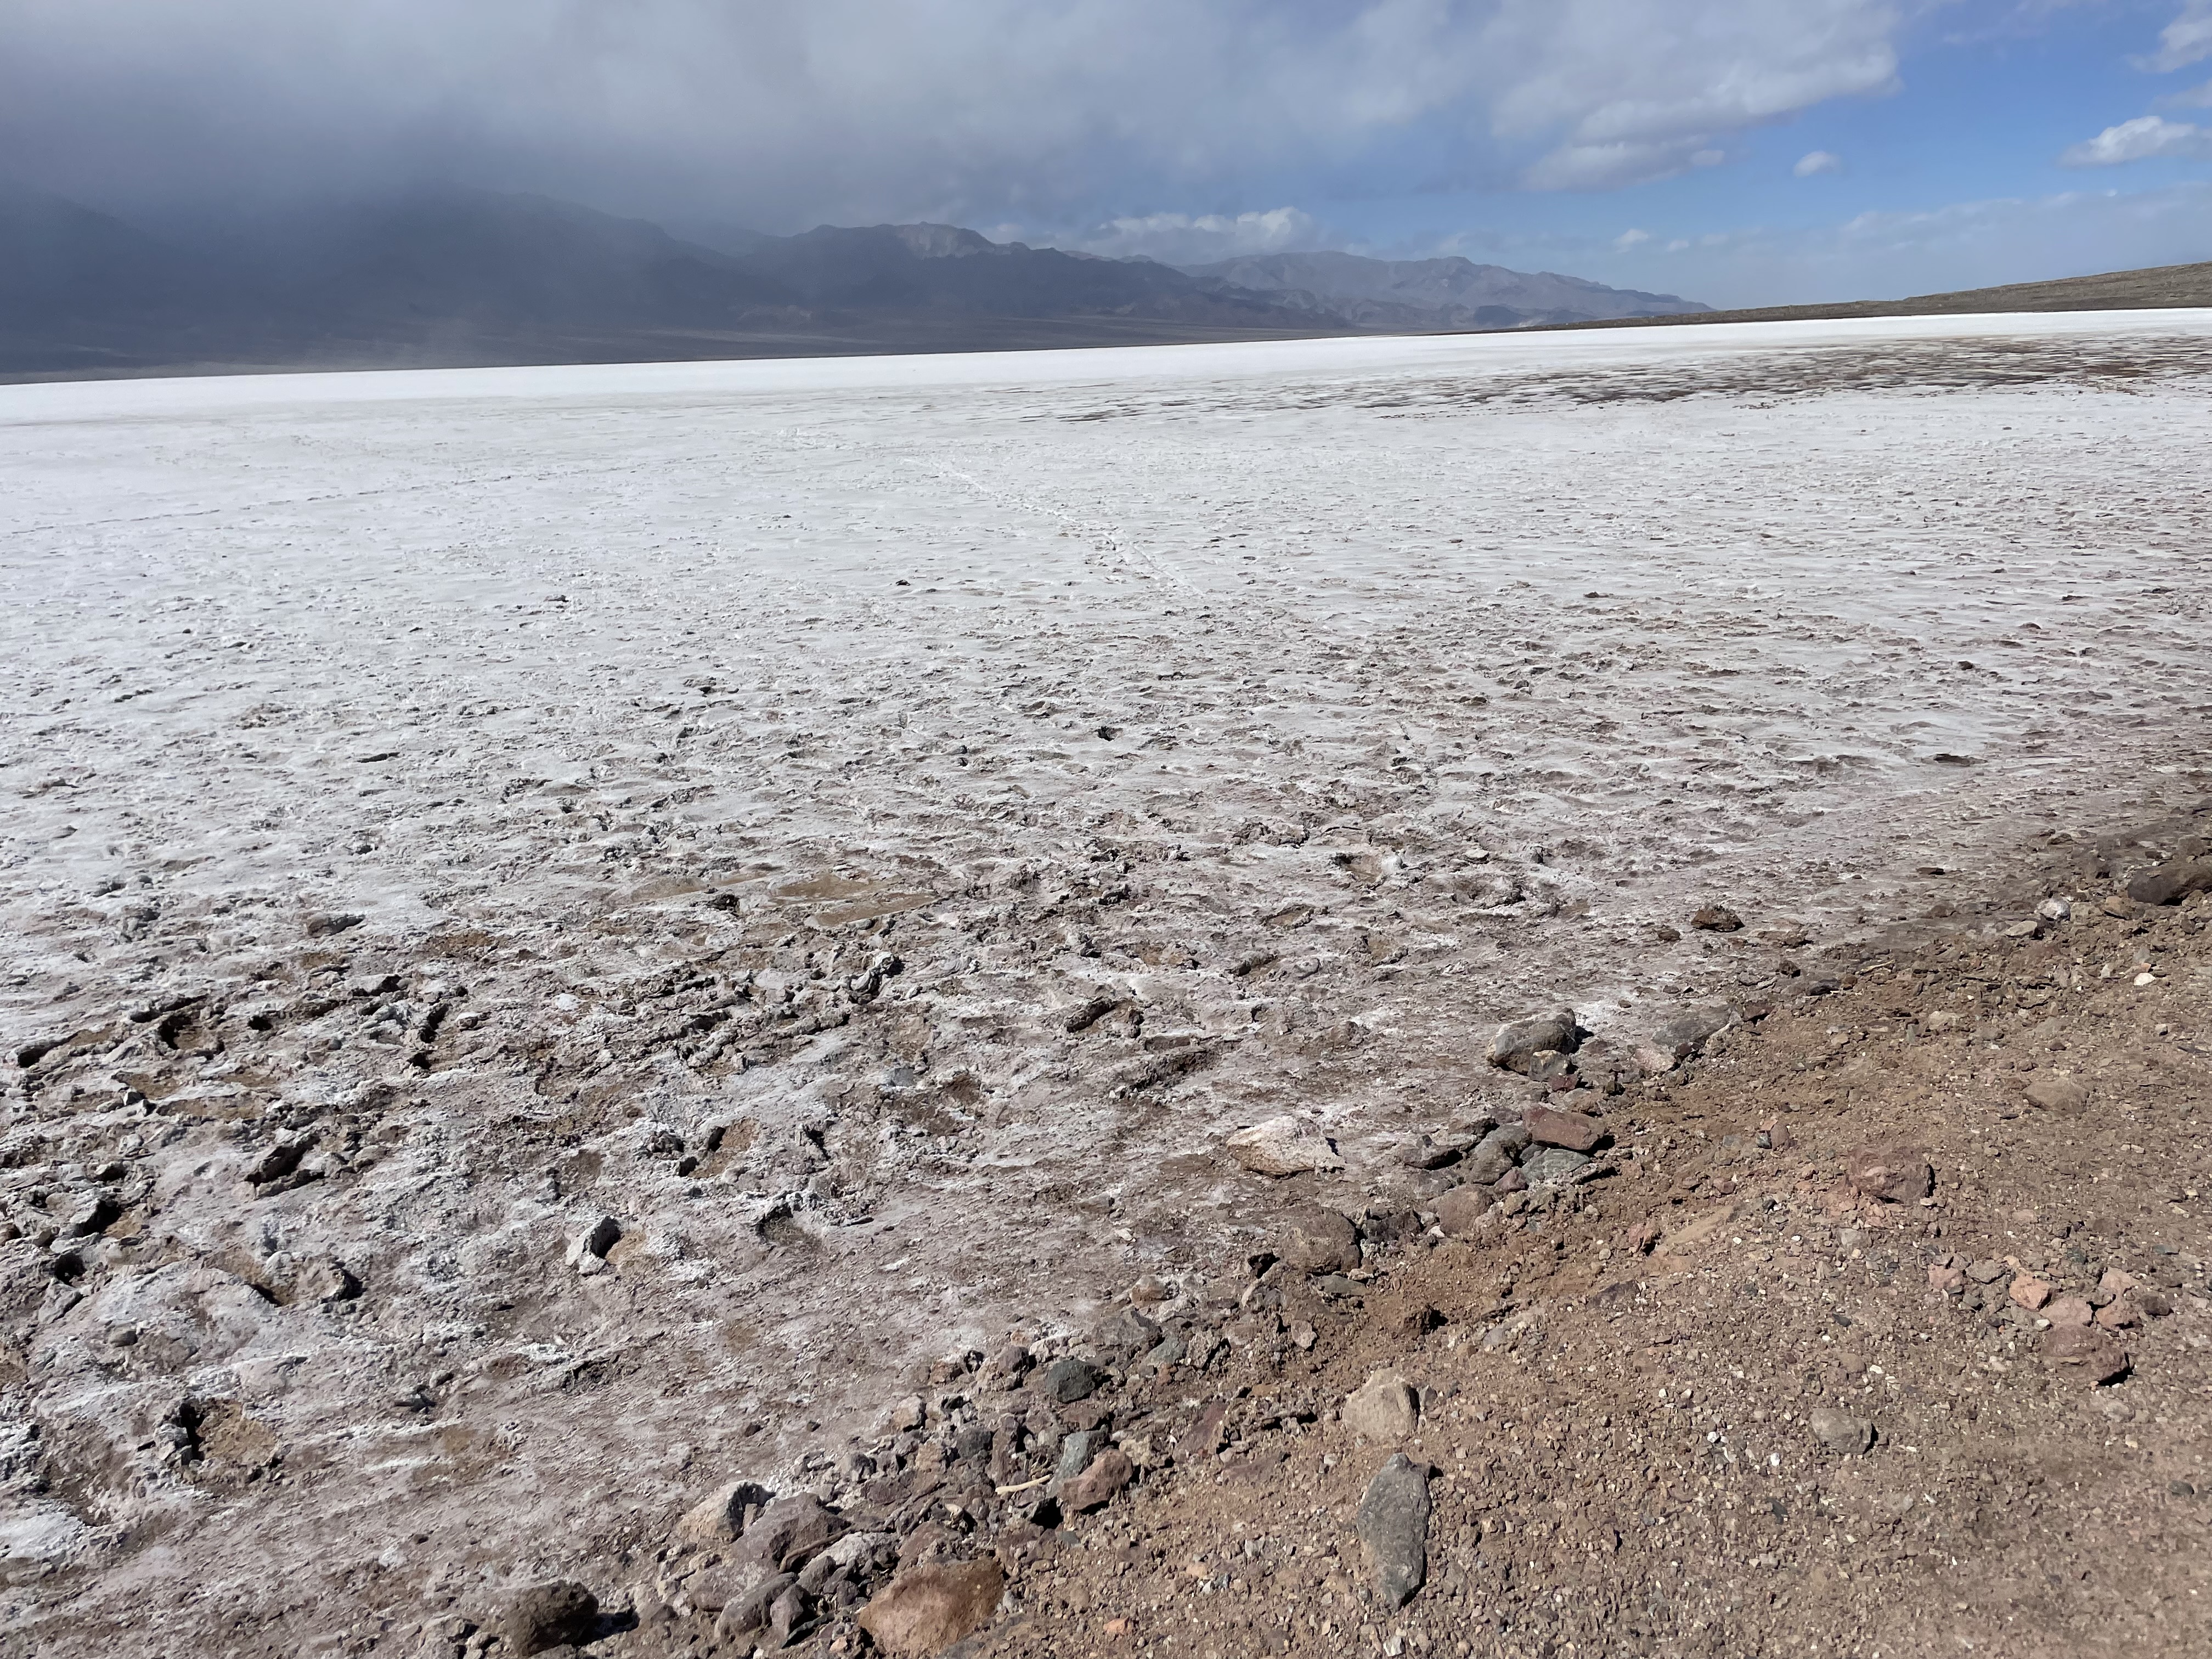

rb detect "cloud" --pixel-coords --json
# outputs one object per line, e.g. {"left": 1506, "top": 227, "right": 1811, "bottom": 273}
{"left": 0, "top": 0, "right": 1916, "bottom": 225}
{"left": 1795, "top": 149, "right": 1846, "bottom": 176}
{"left": 2058, "top": 114, "right": 2212, "bottom": 165}
{"left": 2137, "top": 0, "right": 2212, "bottom": 72}
{"left": 2165, "top": 78, "right": 2212, "bottom": 106}
{"left": 1074, "top": 208, "right": 1324, "bottom": 263}
{"left": 1614, "top": 227, "right": 1653, "bottom": 250}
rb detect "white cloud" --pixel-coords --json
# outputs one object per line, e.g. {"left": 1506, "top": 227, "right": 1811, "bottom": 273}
{"left": 0, "top": 0, "right": 1917, "bottom": 222}
{"left": 2058, "top": 114, "right": 2212, "bottom": 165}
{"left": 1614, "top": 227, "right": 1653, "bottom": 250}
{"left": 1073, "top": 207, "right": 1324, "bottom": 263}
{"left": 2161, "top": 77, "right": 2212, "bottom": 108}
{"left": 2138, "top": 1, "right": 2212, "bottom": 73}
{"left": 1795, "top": 149, "right": 1845, "bottom": 176}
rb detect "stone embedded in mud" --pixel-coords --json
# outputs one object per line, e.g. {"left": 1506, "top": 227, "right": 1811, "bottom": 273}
{"left": 1524, "top": 1105, "right": 1604, "bottom": 1153}
{"left": 1807, "top": 1409, "right": 1875, "bottom": 1455}
{"left": 1224, "top": 1116, "right": 1344, "bottom": 1177}
{"left": 1356, "top": 1453, "right": 1432, "bottom": 1609}
{"left": 1060, "top": 1448, "right": 1135, "bottom": 1511}
{"left": 504, "top": 1581, "right": 597, "bottom": 1655}
{"left": 1040, "top": 1356, "right": 1105, "bottom": 1404}
{"left": 1275, "top": 1206, "right": 1362, "bottom": 1276}
{"left": 737, "top": 1494, "right": 845, "bottom": 1574}
{"left": 1433, "top": 1187, "right": 1500, "bottom": 1241}
{"left": 1844, "top": 1147, "right": 1932, "bottom": 1204}
{"left": 674, "top": 1480, "right": 774, "bottom": 1546}
{"left": 2022, "top": 1075, "right": 2088, "bottom": 1114}
{"left": 1650, "top": 1004, "right": 1735, "bottom": 1060}
{"left": 1342, "top": 1372, "right": 1420, "bottom": 1443}
{"left": 565, "top": 1215, "right": 621, "bottom": 1272}
{"left": 2045, "top": 1324, "right": 2130, "bottom": 1384}
{"left": 1691, "top": 905, "right": 1744, "bottom": 932}
{"left": 857, "top": 1558, "right": 1005, "bottom": 1657}
{"left": 2126, "top": 859, "right": 2212, "bottom": 907}
{"left": 1487, "top": 1010, "right": 1582, "bottom": 1074}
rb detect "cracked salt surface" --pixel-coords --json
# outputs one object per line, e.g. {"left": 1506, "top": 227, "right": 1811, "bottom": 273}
{"left": 1, "top": 312, "right": 2209, "bottom": 1646}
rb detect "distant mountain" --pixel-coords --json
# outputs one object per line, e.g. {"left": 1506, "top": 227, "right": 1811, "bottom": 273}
{"left": 0, "top": 184, "right": 1706, "bottom": 381}
{"left": 1181, "top": 251, "right": 1709, "bottom": 329}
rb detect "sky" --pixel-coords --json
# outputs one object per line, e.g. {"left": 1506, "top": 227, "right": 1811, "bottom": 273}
{"left": 3, "top": 0, "right": 2210, "bottom": 307}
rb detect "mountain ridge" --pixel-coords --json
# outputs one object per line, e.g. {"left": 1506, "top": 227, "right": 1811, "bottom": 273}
{"left": 0, "top": 184, "right": 1700, "bottom": 381}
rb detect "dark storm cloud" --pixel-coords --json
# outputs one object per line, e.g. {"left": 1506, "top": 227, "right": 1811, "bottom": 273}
{"left": 0, "top": 1, "right": 1909, "bottom": 226}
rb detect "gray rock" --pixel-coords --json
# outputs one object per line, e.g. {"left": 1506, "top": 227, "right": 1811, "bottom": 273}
{"left": 505, "top": 1581, "right": 597, "bottom": 1655}
{"left": 1040, "top": 1357, "right": 1103, "bottom": 1404}
{"left": 1807, "top": 1408, "right": 1875, "bottom": 1455}
{"left": 1520, "top": 1146, "right": 1594, "bottom": 1188}
{"left": 1356, "top": 1454, "right": 1432, "bottom": 1609}
{"left": 1093, "top": 1306, "right": 1162, "bottom": 1355}
{"left": 2127, "top": 859, "right": 2212, "bottom": 907}
{"left": 1462, "top": 1126, "right": 1531, "bottom": 1185}
{"left": 1650, "top": 1004, "right": 1734, "bottom": 1059}
{"left": 1054, "top": 1429, "right": 1100, "bottom": 1480}
{"left": 714, "top": 1572, "right": 798, "bottom": 1641}
{"left": 1488, "top": 1010, "right": 1581, "bottom": 1074}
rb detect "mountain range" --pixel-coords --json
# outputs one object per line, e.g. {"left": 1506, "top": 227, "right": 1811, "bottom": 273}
{"left": 0, "top": 182, "right": 1709, "bottom": 380}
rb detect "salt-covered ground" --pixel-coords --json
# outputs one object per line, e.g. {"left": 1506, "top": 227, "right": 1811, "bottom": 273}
{"left": 2, "top": 313, "right": 2210, "bottom": 1648}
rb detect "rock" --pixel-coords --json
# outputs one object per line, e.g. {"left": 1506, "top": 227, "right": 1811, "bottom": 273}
{"left": 1807, "top": 1409, "right": 1875, "bottom": 1456}
{"left": 1966, "top": 1257, "right": 2009, "bottom": 1284}
{"left": 1039, "top": 1357, "right": 1104, "bottom": 1404}
{"left": 1356, "top": 1454, "right": 1432, "bottom": 1610}
{"left": 738, "top": 1494, "right": 845, "bottom": 1573}
{"left": 1650, "top": 1004, "right": 1734, "bottom": 1059}
{"left": 1691, "top": 905, "right": 1743, "bottom": 932}
{"left": 2009, "top": 1276, "right": 2052, "bottom": 1311}
{"left": 887, "top": 1395, "right": 928, "bottom": 1433}
{"left": 2126, "top": 859, "right": 2212, "bottom": 907}
{"left": 1434, "top": 1187, "right": 1500, "bottom": 1241}
{"left": 2046, "top": 1295, "right": 2094, "bottom": 1327}
{"left": 2097, "top": 1268, "right": 2139, "bottom": 1297}
{"left": 1224, "top": 1116, "right": 1343, "bottom": 1176}
{"left": 1923, "top": 1010, "right": 1962, "bottom": 1034}
{"left": 769, "top": 1583, "right": 809, "bottom": 1645}
{"left": 1275, "top": 1206, "right": 1362, "bottom": 1276}
{"left": 2044, "top": 1324, "right": 2130, "bottom": 1384}
{"left": 2036, "top": 897, "right": 2072, "bottom": 922}
{"left": 1398, "top": 1132, "right": 1472, "bottom": 1170}
{"left": 566, "top": 1216, "right": 621, "bottom": 1271}
{"left": 979, "top": 1343, "right": 1031, "bottom": 1387}
{"left": 714, "top": 1573, "right": 798, "bottom": 1641}
{"left": 505, "top": 1582, "right": 597, "bottom": 1655}
{"left": 1060, "top": 1448, "right": 1135, "bottom": 1512}
{"left": 1927, "top": 1263, "right": 1966, "bottom": 1294}
{"left": 1487, "top": 1010, "right": 1581, "bottom": 1074}
{"left": 1519, "top": 1147, "right": 1594, "bottom": 1188}
{"left": 2022, "top": 1076, "right": 2088, "bottom": 1113}
{"left": 1523, "top": 1105, "right": 1603, "bottom": 1152}
{"left": 1844, "top": 1147, "right": 1932, "bottom": 1204}
{"left": 857, "top": 1558, "right": 1005, "bottom": 1657}
{"left": 674, "top": 1480, "right": 773, "bottom": 1546}
{"left": 1054, "top": 1430, "right": 1101, "bottom": 1480}
{"left": 1462, "top": 1125, "right": 1531, "bottom": 1185}
{"left": 303, "top": 911, "right": 364, "bottom": 938}
{"left": 1341, "top": 1372, "right": 1420, "bottom": 1443}
{"left": 1093, "top": 1307, "right": 1161, "bottom": 1355}
{"left": 2094, "top": 1297, "right": 2141, "bottom": 1330}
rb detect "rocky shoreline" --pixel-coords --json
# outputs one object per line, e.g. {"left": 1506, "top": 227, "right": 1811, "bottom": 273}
{"left": 363, "top": 825, "right": 2212, "bottom": 1659}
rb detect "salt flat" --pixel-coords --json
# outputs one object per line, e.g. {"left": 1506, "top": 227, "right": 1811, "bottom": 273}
{"left": 2, "top": 313, "right": 2210, "bottom": 1646}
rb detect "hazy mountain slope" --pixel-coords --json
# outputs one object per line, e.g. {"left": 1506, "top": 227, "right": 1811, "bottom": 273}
{"left": 1183, "top": 250, "right": 1709, "bottom": 328}
{"left": 736, "top": 223, "right": 1342, "bottom": 326}
{"left": 1544, "top": 259, "right": 2212, "bottom": 331}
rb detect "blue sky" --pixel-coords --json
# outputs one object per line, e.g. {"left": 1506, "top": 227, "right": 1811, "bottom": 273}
{"left": 4, "top": 1, "right": 2209, "bottom": 307}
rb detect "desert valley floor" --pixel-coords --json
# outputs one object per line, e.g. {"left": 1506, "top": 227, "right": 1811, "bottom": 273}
{"left": 2, "top": 314, "right": 2210, "bottom": 1656}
